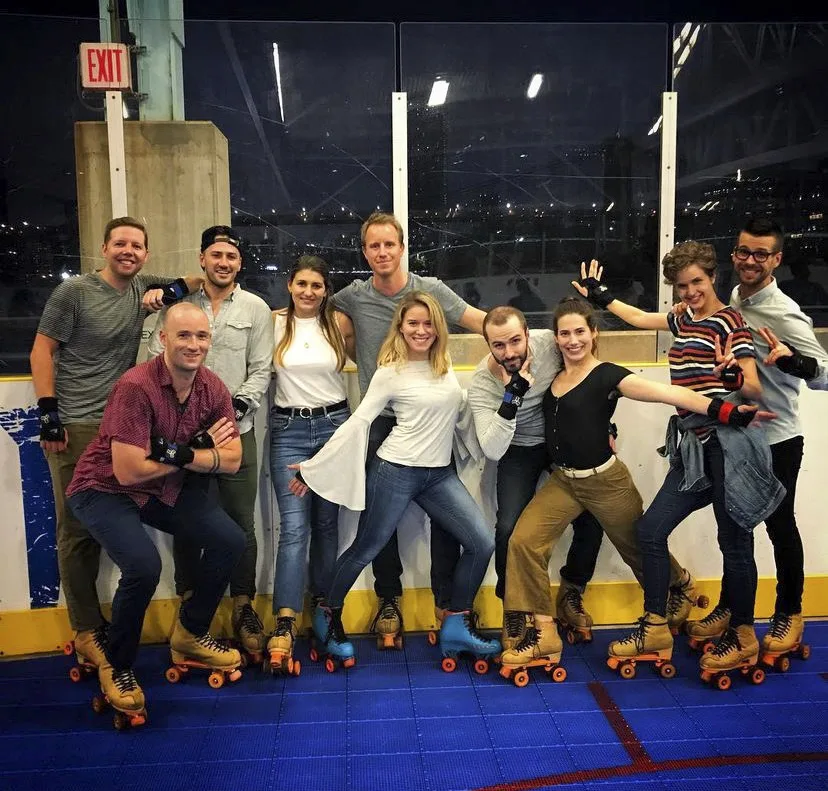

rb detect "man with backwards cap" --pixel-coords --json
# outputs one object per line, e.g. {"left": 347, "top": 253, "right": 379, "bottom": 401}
{"left": 148, "top": 226, "right": 273, "bottom": 661}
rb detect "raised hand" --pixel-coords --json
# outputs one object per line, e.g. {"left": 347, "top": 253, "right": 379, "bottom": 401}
{"left": 758, "top": 326, "right": 793, "bottom": 366}
{"left": 712, "top": 334, "right": 743, "bottom": 388}
{"left": 571, "top": 259, "right": 614, "bottom": 308}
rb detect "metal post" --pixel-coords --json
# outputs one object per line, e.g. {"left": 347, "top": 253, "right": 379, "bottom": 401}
{"left": 657, "top": 91, "right": 678, "bottom": 359}
{"left": 105, "top": 91, "right": 129, "bottom": 216}
{"left": 391, "top": 92, "right": 409, "bottom": 273}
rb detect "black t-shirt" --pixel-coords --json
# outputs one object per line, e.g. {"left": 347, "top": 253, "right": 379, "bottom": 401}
{"left": 543, "top": 362, "right": 631, "bottom": 469}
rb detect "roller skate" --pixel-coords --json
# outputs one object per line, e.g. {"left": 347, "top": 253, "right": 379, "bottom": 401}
{"left": 607, "top": 613, "right": 676, "bottom": 680}
{"left": 231, "top": 595, "right": 267, "bottom": 666}
{"left": 266, "top": 608, "right": 301, "bottom": 677}
{"left": 501, "top": 610, "right": 529, "bottom": 653}
{"left": 499, "top": 619, "right": 567, "bottom": 687}
{"left": 309, "top": 603, "right": 355, "bottom": 672}
{"left": 93, "top": 663, "right": 147, "bottom": 730}
{"left": 370, "top": 595, "right": 404, "bottom": 650}
{"left": 666, "top": 569, "right": 709, "bottom": 635}
{"left": 760, "top": 612, "right": 810, "bottom": 672}
{"left": 555, "top": 581, "right": 593, "bottom": 644}
{"left": 427, "top": 606, "right": 448, "bottom": 646}
{"left": 66, "top": 623, "right": 109, "bottom": 683}
{"left": 686, "top": 605, "right": 731, "bottom": 653}
{"left": 166, "top": 620, "right": 243, "bottom": 688}
{"left": 438, "top": 610, "right": 501, "bottom": 674}
{"left": 700, "top": 624, "right": 764, "bottom": 690}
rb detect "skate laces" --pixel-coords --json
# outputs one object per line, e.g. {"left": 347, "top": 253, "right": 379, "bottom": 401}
{"left": 92, "top": 624, "right": 109, "bottom": 651}
{"left": 768, "top": 612, "right": 792, "bottom": 639}
{"left": 195, "top": 632, "right": 233, "bottom": 654}
{"left": 666, "top": 578, "right": 693, "bottom": 617}
{"left": 698, "top": 605, "right": 730, "bottom": 627}
{"left": 505, "top": 610, "right": 526, "bottom": 638}
{"left": 370, "top": 596, "right": 403, "bottom": 632}
{"left": 325, "top": 608, "right": 349, "bottom": 645}
{"left": 514, "top": 626, "right": 540, "bottom": 652}
{"left": 562, "top": 587, "right": 586, "bottom": 615}
{"left": 710, "top": 627, "right": 741, "bottom": 657}
{"left": 274, "top": 615, "right": 296, "bottom": 639}
{"left": 238, "top": 603, "right": 264, "bottom": 635}
{"left": 617, "top": 616, "right": 655, "bottom": 653}
{"left": 463, "top": 611, "right": 496, "bottom": 645}
{"left": 112, "top": 667, "right": 139, "bottom": 693}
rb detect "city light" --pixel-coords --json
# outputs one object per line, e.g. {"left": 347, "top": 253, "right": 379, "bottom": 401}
{"left": 427, "top": 79, "right": 449, "bottom": 107}
{"left": 526, "top": 73, "right": 543, "bottom": 99}
{"left": 606, "top": 202, "right": 615, "bottom": 212}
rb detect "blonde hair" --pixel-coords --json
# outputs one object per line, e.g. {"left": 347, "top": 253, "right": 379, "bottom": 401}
{"left": 361, "top": 211, "right": 404, "bottom": 246}
{"left": 376, "top": 291, "right": 450, "bottom": 377}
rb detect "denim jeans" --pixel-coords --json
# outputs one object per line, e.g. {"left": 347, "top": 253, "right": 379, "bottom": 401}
{"left": 328, "top": 459, "right": 494, "bottom": 612}
{"left": 494, "top": 443, "right": 604, "bottom": 599}
{"left": 637, "top": 435, "right": 757, "bottom": 627}
{"left": 68, "top": 479, "right": 245, "bottom": 670}
{"left": 173, "top": 428, "right": 259, "bottom": 599}
{"left": 269, "top": 405, "right": 350, "bottom": 613}
{"left": 367, "top": 415, "right": 461, "bottom": 605}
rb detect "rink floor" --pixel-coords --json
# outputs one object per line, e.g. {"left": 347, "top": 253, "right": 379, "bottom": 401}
{"left": 1, "top": 620, "right": 826, "bottom": 791}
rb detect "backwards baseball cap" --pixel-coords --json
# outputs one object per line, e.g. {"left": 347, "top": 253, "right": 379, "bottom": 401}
{"left": 201, "top": 225, "right": 242, "bottom": 254}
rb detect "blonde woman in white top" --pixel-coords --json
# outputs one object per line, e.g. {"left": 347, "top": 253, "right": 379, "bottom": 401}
{"left": 266, "top": 256, "right": 354, "bottom": 675}
{"left": 289, "top": 291, "right": 500, "bottom": 671}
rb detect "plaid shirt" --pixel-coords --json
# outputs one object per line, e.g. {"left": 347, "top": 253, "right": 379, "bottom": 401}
{"left": 67, "top": 353, "right": 238, "bottom": 507}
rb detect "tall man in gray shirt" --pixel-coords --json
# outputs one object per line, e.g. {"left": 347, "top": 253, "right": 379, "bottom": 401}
{"left": 728, "top": 217, "right": 828, "bottom": 660}
{"left": 148, "top": 226, "right": 273, "bottom": 662}
{"left": 30, "top": 216, "right": 201, "bottom": 673}
{"left": 468, "top": 306, "right": 605, "bottom": 647}
{"left": 331, "top": 211, "right": 486, "bottom": 645}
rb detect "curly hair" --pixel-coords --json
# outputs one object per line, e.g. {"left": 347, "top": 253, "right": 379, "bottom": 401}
{"left": 661, "top": 241, "right": 717, "bottom": 285}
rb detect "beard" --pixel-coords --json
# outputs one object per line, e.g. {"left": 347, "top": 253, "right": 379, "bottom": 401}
{"left": 498, "top": 354, "right": 526, "bottom": 374}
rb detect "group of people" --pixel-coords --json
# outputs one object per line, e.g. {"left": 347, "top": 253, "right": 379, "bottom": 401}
{"left": 32, "top": 211, "right": 825, "bottom": 723}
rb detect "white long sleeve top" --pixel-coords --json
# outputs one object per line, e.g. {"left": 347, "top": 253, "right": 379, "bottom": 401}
{"left": 299, "top": 360, "right": 480, "bottom": 510}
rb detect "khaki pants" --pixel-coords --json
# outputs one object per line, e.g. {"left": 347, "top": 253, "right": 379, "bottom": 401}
{"left": 45, "top": 422, "right": 104, "bottom": 632}
{"left": 504, "top": 457, "right": 684, "bottom": 616}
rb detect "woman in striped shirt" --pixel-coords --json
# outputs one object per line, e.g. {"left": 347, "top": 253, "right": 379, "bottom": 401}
{"left": 575, "top": 241, "right": 780, "bottom": 681}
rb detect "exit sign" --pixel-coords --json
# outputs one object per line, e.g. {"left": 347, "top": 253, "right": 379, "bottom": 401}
{"left": 79, "top": 43, "right": 132, "bottom": 90}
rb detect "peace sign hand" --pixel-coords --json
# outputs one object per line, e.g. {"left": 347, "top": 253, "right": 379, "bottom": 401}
{"left": 713, "top": 334, "right": 744, "bottom": 389}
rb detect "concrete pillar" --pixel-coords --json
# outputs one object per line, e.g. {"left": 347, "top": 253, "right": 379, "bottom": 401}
{"left": 74, "top": 120, "right": 230, "bottom": 278}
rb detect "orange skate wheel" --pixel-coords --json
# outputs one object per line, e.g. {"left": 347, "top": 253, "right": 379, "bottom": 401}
{"left": 130, "top": 712, "right": 147, "bottom": 727}
{"left": 550, "top": 666, "right": 567, "bottom": 683}
{"left": 513, "top": 670, "right": 530, "bottom": 688}
{"left": 714, "top": 674, "right": 731, "bottom": 690}
{"left": 473, "top": 659, "right": 489, "bottom": 675}
{"left": 69, "top": 666, "right": 83, "bottom": 683}
{"left": 427, "top": 631, "right": 438, "bottom": 646}
{"left": 775, "top": 655, "right": 791, "bottom": 673}
{"left": 208, "top": 671, "right": 224, "bottom": 689}
{"left": 63, "top": 642, "right": 75, "bottom": 656}
{"left": 165, "top": 667, "right": 182, "bottom": 683}
{"left": 659, "top": 663, "right": 676, "bottom": 679}
{"left": 292, "top": 660, "right": 302, "bottom": 676}
{"left": 228, "top": 669, "right": 242, "bottom": 682}
{"left": 606, "top": 657, "right": 620, "bottom": 671}
{"left": 91, "top": 695, "right": 107, "bottom": 715}
{"left": 702, "top": 641, "right": 715, "bottom": 654}
{"left": 499, "top": 665, "right": 512, "bottom": 681}
{"left": 696, "top": 595, "right": 710, "bottom": 609}
{"left": 619, "top": 663, "right": 636, "bottom": 680}
{"left": 285, "top": 657, "right": 294, "bottom": 675}
{"left": 309, "top": 647, "right": 319, "bottom": 662}
{"left": 748, "top": 667, "right": 765, "bottom": 685}
{"left": 324, "top": 657, "right": 336, "bottom": 673}
{"left": 342, "top": 657, "right": 355, "bottom": 669}
{"left": 799, "top": 644, "right": 811, "bottom": 660}
{"left": 441, "top": 657, "right": 457, "bottom": 673}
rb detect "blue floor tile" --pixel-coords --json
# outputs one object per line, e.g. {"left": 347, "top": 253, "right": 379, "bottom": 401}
{"left": 348, "top": 688, "right": 414, "bottom": 720}
{"left": 348, "top": 717, "right": 419, "bottom": 755}
{"left": 270, "top": 756, "right": 346, "bottom": 791}
{"left": 349, "top": 752, "right": 428, "bottom": 791}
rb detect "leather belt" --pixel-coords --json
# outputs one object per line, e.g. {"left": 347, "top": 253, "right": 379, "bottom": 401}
{"left": 274, "top": 399, "right": 349, "bottom": 418}
{"left": 555, "top": 454, "right": 616, "bottom": 479}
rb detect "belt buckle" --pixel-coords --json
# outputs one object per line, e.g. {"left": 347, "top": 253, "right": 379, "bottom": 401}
{"left": 299, "top": 407, "right": 312, "bottom": 419}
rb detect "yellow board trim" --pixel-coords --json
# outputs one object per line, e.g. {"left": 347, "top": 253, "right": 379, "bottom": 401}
{"left": 1, "top": 576, "right": 826, "bottom": 658}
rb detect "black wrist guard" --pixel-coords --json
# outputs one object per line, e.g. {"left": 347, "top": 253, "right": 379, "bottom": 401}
{"left": 578, "top": 276, "right": 615, "bottom": 309}
{"left": 774, "top": 341, "right": 818, "bottom": 381}
{"left": 719, "top": 366, "right": 744, "bottom": 390}
{"left": 707, "top": 397, "right": 754, "bottom": 428}
{"left": 148, "top": 278, "right": 188, "bottom": 306}
{"left": 37, "top": 397, "right": 64, "bottom": 443}
{"left": 497, "top": 371, "right": 531, "bottom": 420}
{"left": 190, "top": 429, "right": 215, "bottom": 450}
{"left": 232, "top": 397, "right": 249, "bottom": 422}
{"left": 147, "top": 436, "right": 195, "bottom": 467}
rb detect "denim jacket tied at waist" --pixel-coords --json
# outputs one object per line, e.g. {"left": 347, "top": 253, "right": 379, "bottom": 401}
{"left": 657, "top": 403, "right": 785, "bottom": 532}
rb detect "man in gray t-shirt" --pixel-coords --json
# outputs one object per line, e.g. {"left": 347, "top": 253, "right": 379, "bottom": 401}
{"left": 30, "top": 216, "right": 200, "bottom": 671}
{"left": 330, "top": 211, "right": 486, "bottom": 644}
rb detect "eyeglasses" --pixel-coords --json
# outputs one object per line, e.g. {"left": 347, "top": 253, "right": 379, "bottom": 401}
{"left": 733, "top": 246, "right": 778, "bottom": 264}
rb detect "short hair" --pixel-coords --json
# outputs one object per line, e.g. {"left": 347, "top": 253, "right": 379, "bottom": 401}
{"left": 103, "top": 216, "right": 148, "bottom": 248}
{"left": 661, "top": 240, "right": 717, "bottom": 285}
{"left": 740, "top": 217, "right": 784, "bottom": 252}
{"left": 482, "top": 306, "right": 527, "bottom": 341}
{"left": 361, "top": 211, "right": 404, "bottom": 246}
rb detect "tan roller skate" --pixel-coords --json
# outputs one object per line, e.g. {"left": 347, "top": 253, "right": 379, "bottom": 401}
{"left": 760, "top": 612, "right": 810, "bottom": 672}
{"left": 427, "top": 606, "right": 448, "bottom": 646}
{"left": 167, "top": 620, "right": 242, "bottom": 688}
{"left": 266, "top": 608, "right": 301, "bottom": 677}
{"left": 232, "top": 595, "right": 267, "bottom": 666}
{"left": 686, "top": 605, "right": 731, "bottom": 653}
{"left": 66, "top": 623, "right": 108, "bottom": 683}
{"left": 607, "top": 613, "right": 675, "bottom": 680}
{"left": 499, "top": 618, "right": 567, "bottom": 687}
{"left": 370, "top": 595, "right": 404, "bottom": 650}
{"left": 700, "top": 624, "right": 764, "bottom": 690}
{"left": 93, "top": 663, "right": 147, "bottom": 730}
{"left": 666, "top": 570, "right": 709, "bottom": 635}
{"left": 501, "top": 610, "right": 529, "bottom": 653}
{"left": 555, "top": 581, "right": 593, "bottom": 644}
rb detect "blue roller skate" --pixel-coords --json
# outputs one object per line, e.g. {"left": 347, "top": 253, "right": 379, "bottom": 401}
{"left": 438, "top": 610, "right": 501, "bottom": 675}
{"left": 309, "top": 603, "right": 356, "bottom": 673}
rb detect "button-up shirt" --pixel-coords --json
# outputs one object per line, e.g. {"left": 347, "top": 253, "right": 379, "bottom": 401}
{"left": 731, "top": 278, "right": 828, "bottom": 445}
{"left": 148, "top": 285, "right": 273, "bottom": 434}
{"left": 67, "top": 353, "right": 238, "bottom": 507}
